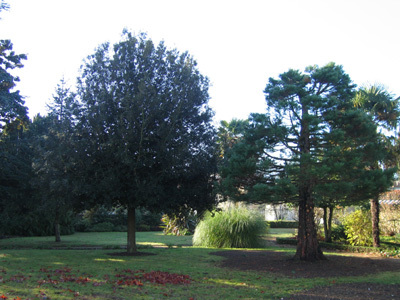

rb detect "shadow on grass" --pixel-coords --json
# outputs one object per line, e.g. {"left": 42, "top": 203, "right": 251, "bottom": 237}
{"left": 211, "top": 250, "right": 400, "bottom": 278}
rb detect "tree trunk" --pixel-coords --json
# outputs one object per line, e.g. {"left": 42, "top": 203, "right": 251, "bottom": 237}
{"left": 54, "top": 212, "right": 61, "bottom": 243}
{"left": 371, "top": 197, "right": 380, "bottom": 247}
{"left": 294, "top": 187, "right": 326, "bottom": 261}
{"left": 127, "top": 206, "right": 137, "bottom": 253}
{"left": 323, "top": 206, "right": 334, "bottom": 243}
{"left": 295, "top": 101, "right": 325, "bottom": 261}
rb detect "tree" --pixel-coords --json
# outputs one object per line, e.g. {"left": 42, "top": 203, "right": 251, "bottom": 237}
{"left": 217, "top": 119, "right": 248, "bottom": 159}
{"left": 31, "top": 80, "right": 80, "bottom": 242}
{"left": 353, "top": 84, "right": 400, "bottom": 247}
{"left": 0, "top": 31, "right": 32, "bottom": 235}
{"left": 219, "top": 63, "right": 395, "bottom": 261}
{"left": 0, "top": 39, "right": 28, "bottom": 131}
{"left": 76, "top": 32, "right": 217, "bottom": 253}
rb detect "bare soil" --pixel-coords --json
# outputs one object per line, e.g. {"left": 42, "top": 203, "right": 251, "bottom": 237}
{"left": 211, "top": 250, "right": 400, "bottom": 299}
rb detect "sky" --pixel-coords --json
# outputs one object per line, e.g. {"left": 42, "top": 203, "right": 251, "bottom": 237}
{"left": 2, "top": 0, "right": 400, "bottom": 126}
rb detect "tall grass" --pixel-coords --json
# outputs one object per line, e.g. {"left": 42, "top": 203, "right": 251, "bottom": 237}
{"left": 193, "top": 207, "right": 268, "bottom": 248}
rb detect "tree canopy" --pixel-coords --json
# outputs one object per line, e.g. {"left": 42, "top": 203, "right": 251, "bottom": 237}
{"left": 76, "top": 32, "right": 217, "bottom": 253}
{"left": 219, "top": 63, "right": 395, "bottom": 261}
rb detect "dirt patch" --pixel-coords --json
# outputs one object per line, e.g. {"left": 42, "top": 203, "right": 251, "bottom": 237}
{"left": 211, "top": 250, "right": 400, "bottom": 278}
{"left": 211, "top": 250, "right": 400, "bottom": 299}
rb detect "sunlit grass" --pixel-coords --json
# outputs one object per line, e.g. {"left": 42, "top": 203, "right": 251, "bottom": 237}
{"left": 0, "top": 231, "right": 193, "bottom": 249}
{"left": 0, "top": 230, "right": 399, "bottom": 299}
{"left": 0, "top": 248, "right": 334, "bottom": 299}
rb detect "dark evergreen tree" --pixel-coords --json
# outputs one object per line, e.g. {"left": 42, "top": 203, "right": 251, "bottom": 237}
{"left": 0, "top": 32, "right": 32, "bottom": 236}
{"left": 0, "top": 39, "right": 28, "bottom": 131}
{"left": 219, "top": 63, "right": 395, "bottom": 261}
{"left": 31, "top": 80, "right": 80, "bottom": 241}
{"left": 76, "top": 32, "right": 217, "bottom": 253}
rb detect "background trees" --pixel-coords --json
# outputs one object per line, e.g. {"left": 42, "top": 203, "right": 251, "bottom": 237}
{"left": 219, "top": 63, "right": 395, "bottom": 261}
{"left": 76, "top": 32, "right": 217, "bottom": 253}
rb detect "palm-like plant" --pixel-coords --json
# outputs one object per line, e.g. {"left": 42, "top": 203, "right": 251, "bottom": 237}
{"left": 353, "top": 84, "right": 400, "bottom": 247}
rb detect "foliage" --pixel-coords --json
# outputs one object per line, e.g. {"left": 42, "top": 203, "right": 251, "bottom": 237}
{"left": 0, "top": 207, "right": 75, "bottom": 237}
{"left": 216, "top": 118, "right": 248, "bottom": 159}
{"left": 193, "top": 207, "right": 268, "bottom": 248}
{"left": 330, "top": 224, "right": 347, "bottom": 242}
{"left": 75, "top": 31, "right": 217, "bottom": 252}
{"left": 379, "top": 203, "right": 400, "bottom": 236}
{"left": 343, "top": 209, "right": 373, "bottom": 246}
{"left": 0, "top": 38, "right": 35, "bottom": 237}
{"left": 353, "top": 84, "right": 400, "bottom": 247}
{"left": 161, "top": 210, "right": 197, "bottom": 236}
{"left": 267, "top": 221, "right": 298, "bottom": 228}
{"left": 75, "top": 206, "right": 162, "bottom": 232}
{"left": 29, "top": 81, "right": 81, "bottom": 242}
{"left": 0, "top": 39, "right": 28, "bottom": 131}
{"left": 219, "top": 63, "right": 393, "bottom": 260}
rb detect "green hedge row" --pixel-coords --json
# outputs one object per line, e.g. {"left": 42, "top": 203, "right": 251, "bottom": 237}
{"left": 267, "top": 221, "right": 298, "bottom": 228}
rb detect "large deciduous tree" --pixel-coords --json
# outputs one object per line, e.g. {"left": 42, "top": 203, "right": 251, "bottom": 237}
{"left": 220, "top": 63, "right": 395, "bottom": 261}
{"left": 77, "top": 32, "right": 217, "bottom": 253}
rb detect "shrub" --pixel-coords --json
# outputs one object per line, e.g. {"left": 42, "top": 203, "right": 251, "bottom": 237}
{"left": 380, "top": 203, "right": 400, "bottom": 236}
{"left": 161, "top": 212, "right": 196, "bottom": 236}
{"left": 75, "top": 206, "right": 162, "bottom": 232}
{"left": 87, "top": 222, "right": 115, "bottom": 232}
{"left": 343, "top": 209, "right": 372, "bottom": 246}
{"left": 193, "top": 207, "right": 268, "bottom": 248}
{"left": 267, "top": 220, "right": 298, "bottom": 228}
{"left": 330, "top": 224, "right": 347, "bottom": 242}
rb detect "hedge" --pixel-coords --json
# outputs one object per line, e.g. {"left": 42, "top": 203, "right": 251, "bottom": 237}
{"left": 267, "top": 221, "right": 298, "bottom": 228}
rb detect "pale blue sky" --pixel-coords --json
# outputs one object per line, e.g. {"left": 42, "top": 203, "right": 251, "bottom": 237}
{"left": 2, "top": 0, "right": 400, "bottom": 125}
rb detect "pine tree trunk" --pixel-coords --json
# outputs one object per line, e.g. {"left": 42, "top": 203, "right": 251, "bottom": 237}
{"left": 323, "top": 206, "right": 334, "bottom": 243}
{"left": 371, "top": 197, "right": 380, "bottom": 247}
{"left": 294, "top": 186, "right": 326, "bottom": 261}
{"left": 127, "top": 206, "right": 137, "bottom": 253}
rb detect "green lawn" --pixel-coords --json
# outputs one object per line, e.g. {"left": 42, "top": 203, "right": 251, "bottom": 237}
{"left": 0, "top": 231, "right": 193, "bottom": 249}
{"left": 0, "top": 230, "right": 399, "bottom": 299}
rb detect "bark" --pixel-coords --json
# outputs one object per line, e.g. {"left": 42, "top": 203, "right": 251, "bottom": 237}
{"left": 323, "top": 206, "right": 334, "bottom": 243}
{"left": 371, "top": 197, "right": 380, "bottom": 247}
{"left": 294, "top": 186, "right": 326, "bottom": 261}
{"left": 127, "top": 206, "right": 137, "bottom": 253}
{"left": 294, "top": 101, "right": 325, "bottom": 261}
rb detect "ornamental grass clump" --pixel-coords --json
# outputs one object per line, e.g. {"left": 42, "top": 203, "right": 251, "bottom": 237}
{"left": 193, "top": 207, "right": 268, "bottom": 248}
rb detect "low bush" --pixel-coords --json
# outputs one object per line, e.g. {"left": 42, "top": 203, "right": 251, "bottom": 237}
{"left": 343, "top": 209, "right": 372, "bottom": 246}
{"left": 87, "top": 222, "right": 115, "bottom": 232}
{"left": 75, "top": 206, "right": 162, "bottom": 232}
{"left": 331, "top": 224, "right": 347, "bottom": 242}
{"left": 267, "top": 220, "right": 298, "bottom": 228}
{"left": 161, "top": 212, "right": 196, "bottom": 236}
{"left": 193, "top": 207, "right": 268, "bottom": 248}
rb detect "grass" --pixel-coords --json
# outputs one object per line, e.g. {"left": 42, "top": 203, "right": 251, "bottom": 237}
{"left": 0, "top": 232, "right": 193, "bottom": 249}
{"left": 0, "top": 230, "right": 399, "bottom": 299}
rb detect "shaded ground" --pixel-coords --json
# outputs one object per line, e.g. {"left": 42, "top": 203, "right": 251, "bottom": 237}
{"left": 211, "top": 250, "right": 400, "bottom": 299}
